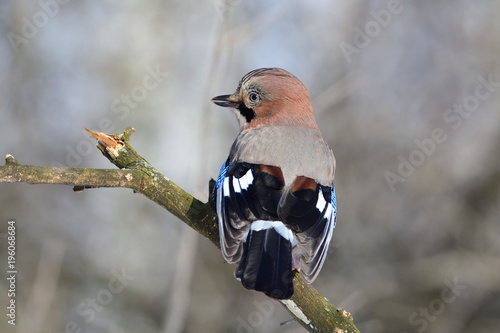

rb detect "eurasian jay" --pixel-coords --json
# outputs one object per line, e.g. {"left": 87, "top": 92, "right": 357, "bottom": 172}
{"left": 212, "top": 68, "right": 336, "bottom": 299}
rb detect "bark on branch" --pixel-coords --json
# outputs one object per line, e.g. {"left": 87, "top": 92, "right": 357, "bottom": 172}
{"left": 0, "top": 127, "right": 359, "bottom": 333}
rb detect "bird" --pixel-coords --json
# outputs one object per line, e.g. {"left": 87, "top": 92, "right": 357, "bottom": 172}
{"left": 211, "top": 68, "right": 336, "bottom": 299}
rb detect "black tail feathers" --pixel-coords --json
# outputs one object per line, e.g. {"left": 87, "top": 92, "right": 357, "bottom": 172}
{"left": 235, "top": 224, "right": 294, "bottom": 299}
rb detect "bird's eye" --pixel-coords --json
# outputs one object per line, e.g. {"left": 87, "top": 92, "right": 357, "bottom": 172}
{"left": 248, "top": 92, "right": 260, "bottom": 103}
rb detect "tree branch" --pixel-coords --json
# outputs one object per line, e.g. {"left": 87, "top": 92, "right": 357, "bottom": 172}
{"left": 0, "top": 127, "right": 359, "bottom": 333}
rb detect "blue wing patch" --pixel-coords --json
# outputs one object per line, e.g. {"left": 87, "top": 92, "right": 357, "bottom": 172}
{"left": 213, "top": 159, "right": 230, "bottom": 203}
{"left": 331, "top": 183, "right": 337, "bottom": 229}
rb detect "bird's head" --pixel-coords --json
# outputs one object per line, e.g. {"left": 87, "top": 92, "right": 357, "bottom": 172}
{"left": 212, "top": 68, "right": 317, "bottom": 130}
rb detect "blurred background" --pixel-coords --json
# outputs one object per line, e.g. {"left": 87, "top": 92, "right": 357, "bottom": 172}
{"left": 0, "top": 1, "right": 499, "bottom": 332}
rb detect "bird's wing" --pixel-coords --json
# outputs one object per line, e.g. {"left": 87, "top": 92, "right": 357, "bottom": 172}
{"left": 278, "top": 179, "right": 337, "bottom": 283}
{"left": 215, "top": 160, "right": 285, "bottom": 263}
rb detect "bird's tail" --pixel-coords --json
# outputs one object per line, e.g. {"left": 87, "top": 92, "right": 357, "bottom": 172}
{"left": 235, "top": 221, "right": 294, "bottom": 299}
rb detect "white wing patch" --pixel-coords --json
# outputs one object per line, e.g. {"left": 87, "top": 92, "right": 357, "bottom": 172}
{"left": 238, "top": 168, "right": 254, "bottom": 191}
{"left": 250, "top": 220, "right": 295, "bottom": 244}
{"left": 233, "top": 177, "right": 242, "bottom": 193}
{"left": 223, "top": 177, "right": 230, "bottom": 197}
{"left": 316, "top": 190, "right": 327, "bottom": 211}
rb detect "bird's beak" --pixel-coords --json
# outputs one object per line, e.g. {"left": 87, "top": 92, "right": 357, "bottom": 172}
{"left": 211, "top": 94, "right": 241, "bottom": 108}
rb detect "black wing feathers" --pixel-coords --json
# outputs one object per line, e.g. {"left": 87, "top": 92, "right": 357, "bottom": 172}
{"left": 216, "top": 160, "right": 336, "bottom": 297}
{"left": 235, "top": 227, "right": 293, "bottom": 299}
{"left": 278, "top": 176, "right": 321, "bottom": 232}
{"left": 227, "top": 163, "right": 284, "bottom": 221}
